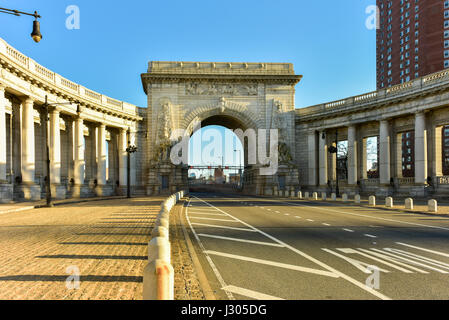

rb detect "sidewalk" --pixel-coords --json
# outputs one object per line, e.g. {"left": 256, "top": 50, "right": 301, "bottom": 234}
{"left": 0, "top": 196, "right": 127, "bottom": 215}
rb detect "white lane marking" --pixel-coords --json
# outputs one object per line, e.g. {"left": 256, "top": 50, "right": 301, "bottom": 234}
{"left": 193, "top": 196, "right": 391, "bottom": 300}
{"left": 396, "top": 242, "right": 449, "bottom": 258}
{"left": 338, "top": 248, "right": 414, "bottom": 273}
{"left": 364, "top": 234, "right": 377, "bottom": 238}
{"left": 222, "top": 285, "right": 284, "bottom": 301}
{"left": 267, "top": 209, "right": 272, "bottom": 211}
{"left": 323, "top": 249, "right": 390, "bottom": 274}
{"left": 357, "top": 248, "right": 428, "bottom": 274}
{"left": 322, "top": 223, "right": 331, "bottom": 226}
{"left": 382, "top": 248, "right": 449, "bottom": 271}
{"left": 369, "top": 248, "right": 448, "bottom": 273}
{"left": 276, "top": 211, "right": 281, "bottom": 214}
{"left": 191, "top": 223, "right": 257, "bottom": 232}
{"left": 198, "top": 234, "right": 284, "bottom": 248}
{"left": 284, "top": 214, "right": 290, "bottom": 216}
{"left": 278, "top": 200, "right": 449, "bottom": 232}
{"left": 185, "top": 202, "right": 234, "bottom": 300}
{"left": 295, "top": 216, "right": 301, "bottom": 219}
{"left": 189, "top": 212, "right": 227, "bottom": 217}
{"left": 307, "top": 219, "right": 315, "bottom": 222}
{"left": 205, "top": 250, "right": 338, "bottom": 278}
{"left": 190, "top": 217, "right": 239, "bottom": 223}
{"left": 343, "top": 229, "right": 355, "bottom": 233}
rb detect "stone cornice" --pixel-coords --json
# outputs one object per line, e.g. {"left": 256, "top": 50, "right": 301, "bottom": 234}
{"left": 141, "top": 73, "right": 302, "bottom": 95}
{"left": 0, "top": 37, "right": 142, "bottom": 123}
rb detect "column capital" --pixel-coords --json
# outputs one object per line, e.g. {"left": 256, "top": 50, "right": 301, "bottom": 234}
{"left": 22, "top": 96, "right": 35, "bottom": 105}
{"left": 49, "top": 106, "right": 62, "bottom": 114}
{"left": 415, "top": 111, "right": 426, "bottom": 118}
{"left": 0, "top": 82, "right": 6, "bottom": 92}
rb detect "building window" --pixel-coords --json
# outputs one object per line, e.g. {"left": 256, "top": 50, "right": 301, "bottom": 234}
{"left": 402, "top": 131, "right": 415, "bottom": 177}
{"left": 443, "top": 126, "right": 449, "bottom": 176}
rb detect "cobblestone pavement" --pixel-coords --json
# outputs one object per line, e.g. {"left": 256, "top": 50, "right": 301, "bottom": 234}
{"left": 170, "top": 203, "right": 206, "bottom": 300}
{"left": 0, "top": 197, "right": 164, "bottom": 300}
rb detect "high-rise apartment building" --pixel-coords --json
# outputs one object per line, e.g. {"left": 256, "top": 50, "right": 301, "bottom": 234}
{"left": 377, "top": 0, "right": 449, "bottom": 89}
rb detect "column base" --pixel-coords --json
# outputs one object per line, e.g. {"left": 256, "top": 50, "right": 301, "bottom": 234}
{"left": 0, "top": 183, "right": 13, "bottom": 203}
{"left": 50, "top": 184, "right": 67, "bottom": 200}
{"left": 15, "top": 183, "right": 41, "bottom": 201}
{"left": 71, "top": 185, "right": 94, "bottom": 198}
{"left": 95, "top": 185, "right": 114, "bottom": 197}
{"left": 409, "top": 185, "right": 429, "bottom": 197}
{"left": 375, "top": 185, "right": 393, "bottom": 197}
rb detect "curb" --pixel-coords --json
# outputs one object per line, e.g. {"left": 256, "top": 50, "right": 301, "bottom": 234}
{"left": 179, "top": 199, "right": 216, "bottom": 300}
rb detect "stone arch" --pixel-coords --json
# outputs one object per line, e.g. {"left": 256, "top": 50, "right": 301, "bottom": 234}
{"left": 182, "top": 101, "right": 262, "bottom": 137}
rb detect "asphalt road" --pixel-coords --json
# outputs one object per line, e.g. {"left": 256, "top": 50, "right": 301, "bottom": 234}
{"left": 184, "top": 192, "right": 449, "bottom": 300}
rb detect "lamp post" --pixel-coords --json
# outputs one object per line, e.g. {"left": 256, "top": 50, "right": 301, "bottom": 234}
{"left": 328, "top": 130, "right": 340, "bottom": 197}
{"left": 234, "top": 149, "right": 242, "bottom": 186}
{"left": 126, "top": 133, "right": 138, "bottom": 198}
{"left": 0, "top": 8, "right": 42, "bottom": 43}
{"left": 42, "top": 96, "right": 73, "bottom": 207}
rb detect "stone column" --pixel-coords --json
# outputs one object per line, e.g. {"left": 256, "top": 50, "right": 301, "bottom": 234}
{"left": 73, "top": 117, "right": 85, "bottom": 185}
{"left": 415, "top": 112, "right": 428, "bottom": 184}
{"left": 118, "top": 128, "right": 128, "bottom": 188}
{"left": 97, "top": 124, "right": 107, "bottom": 186}
{"left": 379, "top": 120, "right": 391, "bottom": 185}
{"left": 319, "top": 131, "right": 328, "bottom": 186}
{"left": 395, "top": 133, "right": 403, "bottom": 179}
{"left": 21, "top": 98, "right": 36, "bottom": 183}
{"left": 433, "top": 125, "right": 443, "bottom": 177}
{"left": 307, "top": 131, "right": 317, "bottom": 186}
{"left": 0, "top": 84, "right": 6, "bottom": 181}
{"left": 361, "top": 138, "right": 368, "bottom": 180}
{"left": 49, "top": 108, "right": 61, "bottom": 184}
{"left": 347, "top": 126, "right": 358, "bottom": 185}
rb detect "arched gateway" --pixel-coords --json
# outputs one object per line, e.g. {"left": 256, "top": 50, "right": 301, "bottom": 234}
{"left": 140, "top": 61, "right": 302, "bottom": 195}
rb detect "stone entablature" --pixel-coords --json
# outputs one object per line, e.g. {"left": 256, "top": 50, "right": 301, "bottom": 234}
{"left": 0, "top": 38, "right": 141, "bottom": 124}
{"left": 297, "top": 69, "right": 449, "bottom": 125}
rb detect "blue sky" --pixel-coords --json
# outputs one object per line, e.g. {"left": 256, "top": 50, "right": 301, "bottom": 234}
{"left": 0, "top": 0, "right": 377, "bottom": 109}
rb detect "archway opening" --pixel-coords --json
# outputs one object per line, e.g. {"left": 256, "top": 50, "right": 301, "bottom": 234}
{"left": 188, "top": 125, "right": 244, "bottom": 188}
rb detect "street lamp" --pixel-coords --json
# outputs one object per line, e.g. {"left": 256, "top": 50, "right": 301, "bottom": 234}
{"left": 0, "top": 8, "right": 42, "bottom": 43}
{"left": 328, "top": 130, "right": 340, "bottom": 197}
{"left": 42, "top": 95, "right": 74, "bottom": 207}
